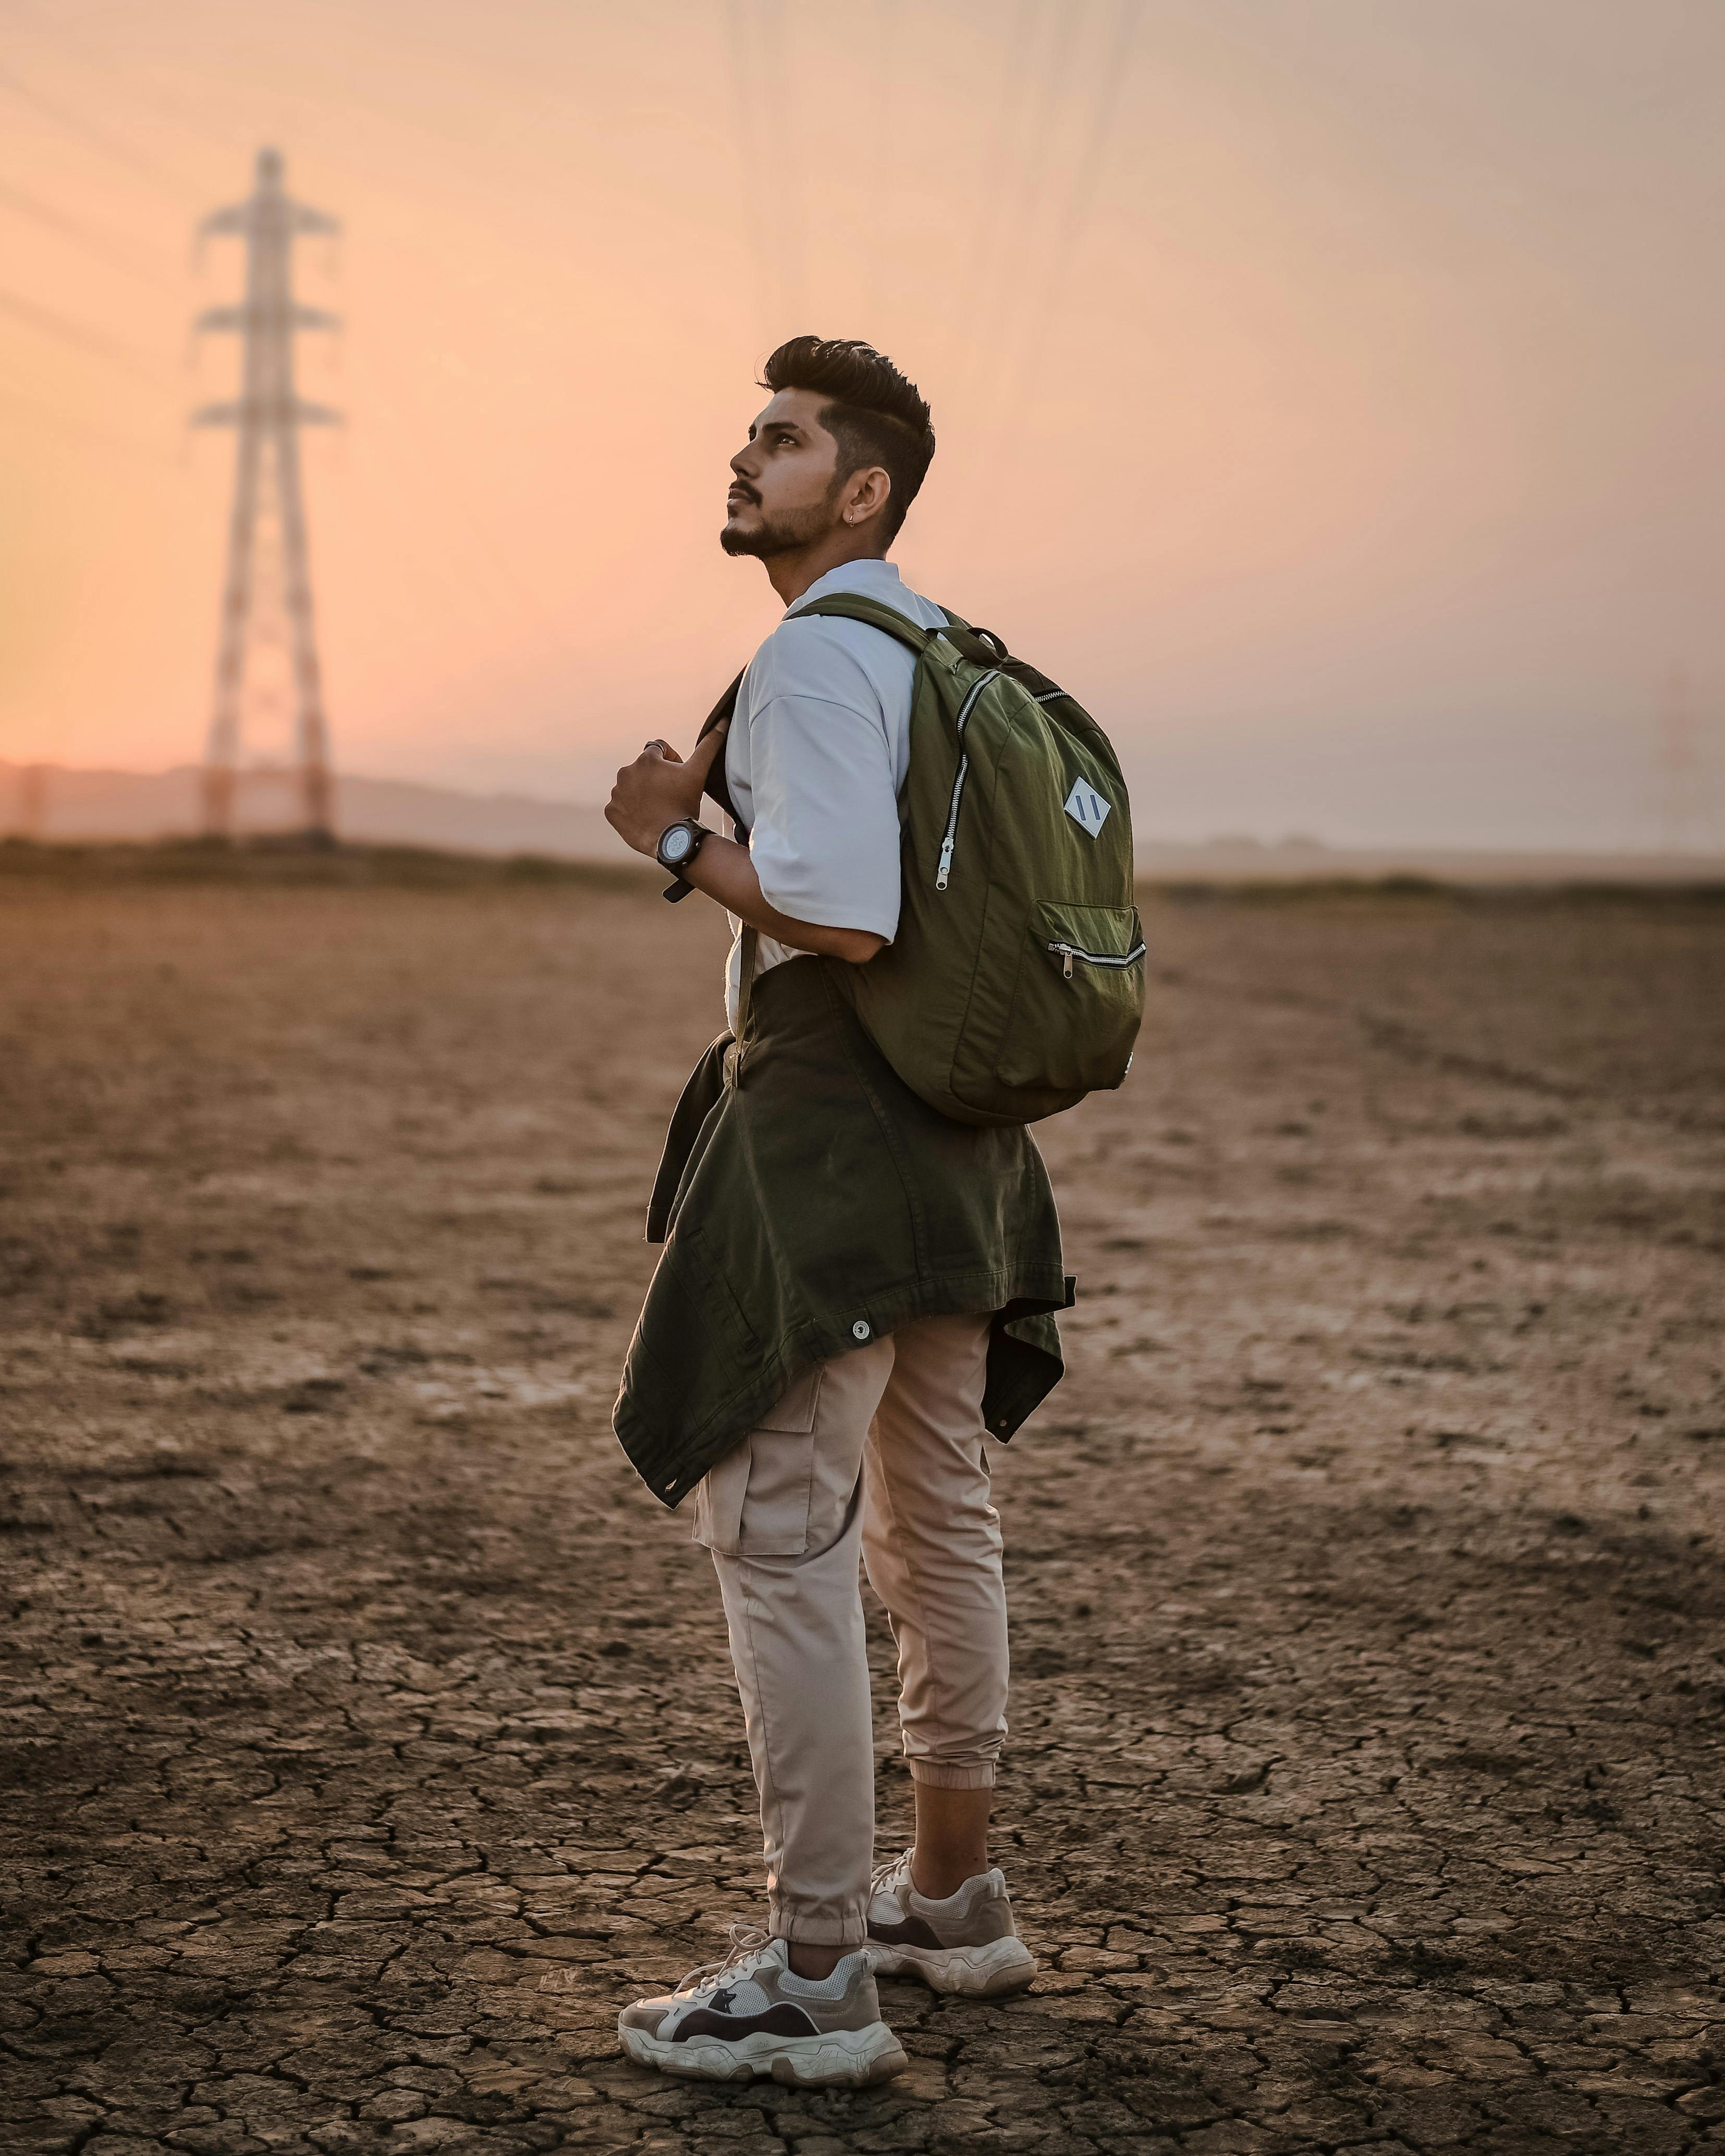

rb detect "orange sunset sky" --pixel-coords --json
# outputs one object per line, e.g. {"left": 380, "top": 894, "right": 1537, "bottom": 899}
{"left": 1, "top": 0, "right": 1721, "bottom": 848}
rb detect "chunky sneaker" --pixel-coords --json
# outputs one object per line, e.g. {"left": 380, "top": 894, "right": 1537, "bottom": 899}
{"left": 865, "top": 1850, "right": 1038, "bottom": 1998}
{"left": 617, "top": 1925, "right": 907, "bottom": 2087}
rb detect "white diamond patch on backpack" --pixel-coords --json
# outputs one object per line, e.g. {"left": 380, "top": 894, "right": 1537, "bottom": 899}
{"left": 1064, "top": 779, "right": 1111, "bottom": 837}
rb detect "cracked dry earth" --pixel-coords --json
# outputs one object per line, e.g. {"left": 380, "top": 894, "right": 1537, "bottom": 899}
{"left": 3, "top": 871, "right": 1723, "bottom": 2156}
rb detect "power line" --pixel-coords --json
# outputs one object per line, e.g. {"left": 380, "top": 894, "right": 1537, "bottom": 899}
{"left": 987, "top": 0, "right": 1143, "bottom": 420}
{"left": 0, "top": 174, "right": 167, "bottom": 282}
{"left": 726, "top": 0, "right": 807, "bottom": 336}
{"left": 726, "top": 0, "right": 790, "bottom": 332}
{"left": 724, "top": 0, "right": 769, "bottom": 327}
{"left": 0, "top": 59, "right": 199, "bottom": 206}
{"left": 865, "top": 0, "right": 899, "bottom": 323}
{"left": 1, "top": 0, "right": 262, "bottom": 222}
{"left": 0, "top": 284, "right": 174, "bottom": 385}
{"left": 339, "top": 352, "right": 542, "bottom": 633}
{"left": 0, "top": 379, "right": 172, "bottom": 462}
{"left": 952, "top": 0, "right": 1143, "bottom": 546}
{"left": 965, "top": 5, "right": 1086, "bottom": 419}
{"left": 756, "top": 0, "right": 806, "bottom": 329}
{"left": 340, "top": 327, "right": 601, "bottom": 642}
{"left": 944, "top": 0, "right": 1042, "bottom": 383}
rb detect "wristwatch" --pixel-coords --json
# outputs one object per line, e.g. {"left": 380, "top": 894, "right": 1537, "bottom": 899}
{"left": 655, "top": 819, "right": 710, "bottom": 874}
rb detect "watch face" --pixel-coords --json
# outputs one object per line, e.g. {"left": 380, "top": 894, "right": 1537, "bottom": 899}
{"left": 661, "top": 824, "right": 693, "bottom": 865}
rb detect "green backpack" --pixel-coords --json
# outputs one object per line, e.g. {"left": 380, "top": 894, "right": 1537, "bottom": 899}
{"left": 699, "top": 595, "right": 1145, "bottom": 1129}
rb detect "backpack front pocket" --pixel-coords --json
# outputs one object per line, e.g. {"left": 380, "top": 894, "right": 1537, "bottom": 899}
{"left": 996, "top": 900, "right": 1145, "bottom": 1095}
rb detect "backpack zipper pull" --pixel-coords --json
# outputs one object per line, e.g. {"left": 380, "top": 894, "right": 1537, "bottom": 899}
{"left": 936, "top": 836, "right": 955, "bottom": 890}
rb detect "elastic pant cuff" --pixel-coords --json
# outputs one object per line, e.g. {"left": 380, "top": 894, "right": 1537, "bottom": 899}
{"left": 907, "top": 1760, "right": 998, "bottom": 1790}
{"left": 767, "top": 1903, "right": 868, "bottom": 1949}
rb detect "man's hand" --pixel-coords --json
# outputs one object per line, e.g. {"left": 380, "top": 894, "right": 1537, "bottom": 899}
{"left": 605, "top": 725, "right": 729, "bottom": 858}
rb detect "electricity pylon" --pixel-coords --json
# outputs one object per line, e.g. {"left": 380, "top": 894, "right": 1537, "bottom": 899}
{"left": 193, "top": 147, "right": 340, "bottom": 841}
{"left": 1656, "top": 662, "right": 1702, "bottom": 855}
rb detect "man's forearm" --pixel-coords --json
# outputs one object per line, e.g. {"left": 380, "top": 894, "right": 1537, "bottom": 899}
{"left": 681, "top": 836, "right": 884, "bottom": 965}
{"left": 601, "top": 728, "right": 882, "bottom": 964}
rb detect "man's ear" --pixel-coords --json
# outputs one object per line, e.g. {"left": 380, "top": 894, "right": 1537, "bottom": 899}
{"left": 840, "top": 467, "right": 892, "bottom": 530}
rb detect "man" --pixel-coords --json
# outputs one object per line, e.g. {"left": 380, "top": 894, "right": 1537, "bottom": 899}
{"left": 604, "top": 338, "right": 1069, "bottom": 2088}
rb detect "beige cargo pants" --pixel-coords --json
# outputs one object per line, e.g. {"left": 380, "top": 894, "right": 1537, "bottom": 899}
{"left": 691, "top": 1311, "right": 1007, "bottom": 1946}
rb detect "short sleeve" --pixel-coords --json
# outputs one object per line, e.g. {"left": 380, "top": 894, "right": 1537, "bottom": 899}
{"left": 743, "top": 624, "right": 903, "bottom": 940}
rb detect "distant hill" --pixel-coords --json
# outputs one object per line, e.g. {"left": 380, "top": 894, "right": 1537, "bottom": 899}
{"left": 0, "top": 759, "right": 618, "bottom": 863}
{"left": 1129, "top": 832, "right": 1725, "bottom": 886}
{"left": 3, "top": 758, "right": 1719, "bottom": 885}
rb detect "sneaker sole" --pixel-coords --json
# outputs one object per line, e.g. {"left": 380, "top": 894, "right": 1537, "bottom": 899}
{"left": 617, "top": 2015, "right": 908, "bottom": 2087}
{"left": 867, "top": 1933, "right": 1038, "bottom": 1999}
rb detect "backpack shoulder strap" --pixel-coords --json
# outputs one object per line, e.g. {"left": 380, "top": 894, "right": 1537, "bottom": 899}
{"left": 791, "top": 593, "right": 950, "bottom": 655}
{"left": 694, "top": 666, "right": 746, "bottom": 828}
{"left": 660, "top": 667, "right": 744, "bottom": 900}
{"left": 686, "top": 597, "right": 998, "bottom": 867}
{"left": 696, "top": 666, "right": 745, "bottom": 748}
{"left": 793, "top": 594, "right": 1014, "bottom": 671}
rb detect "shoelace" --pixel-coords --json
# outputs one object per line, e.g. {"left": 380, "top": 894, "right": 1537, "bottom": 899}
{"left": 868, "top": 1853, "right": 913, "bottom": 1900}
{"left": 671, "top": 1920, "right": 774, "bottom": 1999}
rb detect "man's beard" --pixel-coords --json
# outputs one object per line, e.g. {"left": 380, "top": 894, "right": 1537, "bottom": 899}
{"left": 719, "top": 495, "right": 831, "bottom": 559}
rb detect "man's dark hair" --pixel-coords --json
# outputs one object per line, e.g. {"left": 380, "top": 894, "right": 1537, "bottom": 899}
{"left": 761, "top": 336, "right": 936, "bottom": 544}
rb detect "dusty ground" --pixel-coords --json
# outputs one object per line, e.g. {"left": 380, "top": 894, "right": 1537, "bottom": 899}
{"left": 2, "top": 864, "right": 1723, "bottom": 2156}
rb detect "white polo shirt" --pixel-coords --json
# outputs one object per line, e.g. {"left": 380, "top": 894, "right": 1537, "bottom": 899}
{"left": 722, "top": 557, "right": 947, "bottom": 1031}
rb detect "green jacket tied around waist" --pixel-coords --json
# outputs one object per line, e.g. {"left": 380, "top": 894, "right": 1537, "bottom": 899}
{"left": 613, "top": 954, "right": 1073, "bottom": 1508}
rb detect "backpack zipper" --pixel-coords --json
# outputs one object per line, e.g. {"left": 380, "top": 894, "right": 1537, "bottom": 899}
{"left": 934, "top": 670, "right": 998, "bottom": 890}
{"left": 1047, "top": 938, "right": 1147, "bottom": 980}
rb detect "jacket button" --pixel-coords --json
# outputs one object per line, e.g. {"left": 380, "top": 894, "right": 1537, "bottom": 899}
{"left": 852, "top": 1319, "right": 871, "bottom": 1341}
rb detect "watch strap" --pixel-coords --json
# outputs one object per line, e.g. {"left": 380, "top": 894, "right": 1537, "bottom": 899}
{"left": 658, "top": 818, "right": 708, "bottom": 902}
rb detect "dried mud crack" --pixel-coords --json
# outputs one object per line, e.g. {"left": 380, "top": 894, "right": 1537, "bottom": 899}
{"left": 2, "top": 873, "right": 1722, "bottom": 2154}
